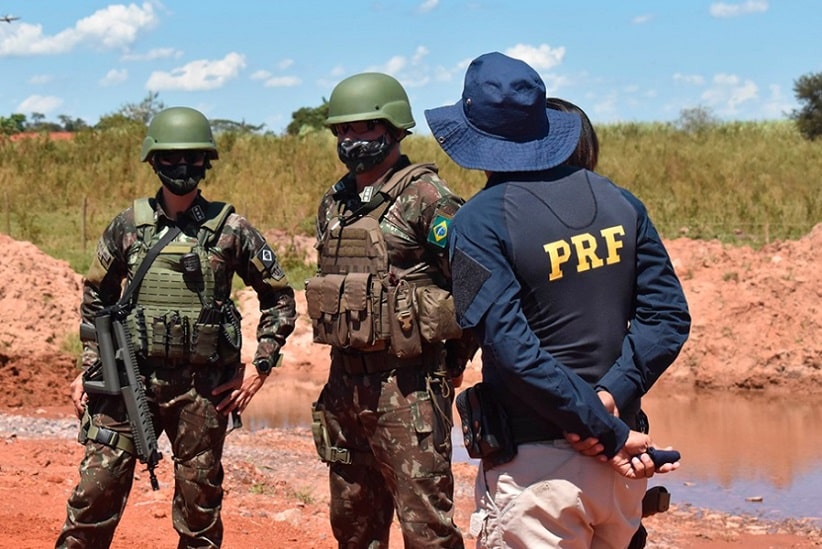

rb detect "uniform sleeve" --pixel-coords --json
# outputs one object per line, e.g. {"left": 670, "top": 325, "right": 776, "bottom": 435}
{"left": 79, "top": 212, "right": 132, "bottom": 369}
{"left": 595, "top": 191, "right": 691, "bottom": 410}
{"left": 450, "top": 194, "right": 630, "bottom": 457}
{"left": 231, "top": 215, "right": 297, "bottom": 365}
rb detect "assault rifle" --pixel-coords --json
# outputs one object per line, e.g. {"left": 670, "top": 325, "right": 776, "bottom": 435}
{"left": 80, "top": 309, "right": 162, "bottom": 490}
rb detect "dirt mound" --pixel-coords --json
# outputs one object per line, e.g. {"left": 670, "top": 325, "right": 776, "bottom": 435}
{"left": 662, "top": 224, "right": 821, "bottom": 392}
{"left": 0, "top": 234, "right": 82, "bottom": 408}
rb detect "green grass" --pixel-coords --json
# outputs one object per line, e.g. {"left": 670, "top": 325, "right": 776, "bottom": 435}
{"left": 1, "top": 120, "right": 820, "bottom": 276}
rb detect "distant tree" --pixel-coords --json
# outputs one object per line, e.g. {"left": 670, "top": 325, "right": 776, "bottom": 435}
{"left": 790, "top": 71, "right": 822, "bottom": 140}
{"left": 58, "top": 114, "right": 89, "bottom": 132}
{"left": 675, "top": 105, "right": 719, "bottom": 134}
{"left": 286, "top": 100, "right": 329, "bottom": 136}
{"left": 0, "top": 113, "right": 27, "bottom": 135}
{"left": 97, "top": 91, "right": 165, "bottom": 129}
{"left": 211, "top": 118, "right": 266, "bottom": 134}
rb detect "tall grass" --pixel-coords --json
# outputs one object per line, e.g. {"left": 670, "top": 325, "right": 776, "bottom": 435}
{"left": 1, "top": 120, "right": 819, "bottom": 277}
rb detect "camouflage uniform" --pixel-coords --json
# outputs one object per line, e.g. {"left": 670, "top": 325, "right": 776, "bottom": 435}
{"left": 312, "top": 155, "right": 475, "bottom": 548}
{"left": 56, "top": 190, "right": 297, "bottom": 549}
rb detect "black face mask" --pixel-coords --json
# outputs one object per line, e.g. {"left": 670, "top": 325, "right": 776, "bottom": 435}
{"left": 155, "top": 164, "right": 207, "bottom": 196}
{"left": 337, "top": 135, "right": 394, "bottom": 174}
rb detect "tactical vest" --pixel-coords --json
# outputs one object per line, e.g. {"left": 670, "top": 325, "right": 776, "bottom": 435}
{"left": 306, "top": 163, "right": 461, "bottom": 357}
{"left": 125, "top": 197, "right": 242, "bottom": 366}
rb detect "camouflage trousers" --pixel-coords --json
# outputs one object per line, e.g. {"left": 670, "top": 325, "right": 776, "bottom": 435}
{"left": 56, "top": 364, "right": 230, "bottom": 549}
{"left": 317, "top": 350, "right": 464, "bottom": 549}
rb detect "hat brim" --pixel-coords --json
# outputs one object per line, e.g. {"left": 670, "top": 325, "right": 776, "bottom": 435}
{"left": 424, "top": 102, "right": 581, "bottom": 172}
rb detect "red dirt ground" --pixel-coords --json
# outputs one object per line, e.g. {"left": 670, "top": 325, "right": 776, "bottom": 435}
{"left": 0, "top": 225, "right": 820, "bottom": 548}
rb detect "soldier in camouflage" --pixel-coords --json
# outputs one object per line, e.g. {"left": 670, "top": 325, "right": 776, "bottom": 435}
{"left": 56, "top": 106, "right": 297, "bottom": 549}
{"left": 307, "top": 72, "right": 477, "bottom": 548}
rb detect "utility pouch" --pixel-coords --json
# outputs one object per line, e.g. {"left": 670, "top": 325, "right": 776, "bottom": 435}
{"left": 306, "top": 274, "right": 348, "bottom": 347}
{"left": 456, "top": 383, "right": 516, "bottom": 468}
{"left": 343, "top": 272, "right": 374, "bottom": 348}
{"left": 415, "top": 285, "right": 462, "bottom": 342}
{"left": 190, "top": 322, "right": 220, "bottom": 364}
{"left": 387, "top": 279, "right": 422, "bottom": 358}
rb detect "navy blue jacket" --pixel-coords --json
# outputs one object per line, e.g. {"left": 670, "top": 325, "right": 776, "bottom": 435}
{"left": 450, "top": 166, "right": 690, "bottom": 457}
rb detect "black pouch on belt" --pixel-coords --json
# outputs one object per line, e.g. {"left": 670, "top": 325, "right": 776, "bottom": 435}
{"left": 456, "top": 382, "right": 516, "bottom": 467}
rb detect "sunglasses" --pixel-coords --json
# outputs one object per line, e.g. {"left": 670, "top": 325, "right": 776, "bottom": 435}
{"left": 331, "top": 120, "right": 382, "bottom": 136}
{"left": 155, "top": 151, "right": 208, "bottom": 165}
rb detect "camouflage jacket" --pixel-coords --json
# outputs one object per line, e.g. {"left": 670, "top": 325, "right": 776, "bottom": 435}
{"left": 81, "top": 189, "right": 296, "bottom": 369}
{"left": 315, "top": 155, "right": 478, "bottom": 373}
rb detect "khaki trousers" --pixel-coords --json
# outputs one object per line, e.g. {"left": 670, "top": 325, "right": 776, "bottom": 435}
{"left": 471, "top": 441, "right": 646, "bottom": 549}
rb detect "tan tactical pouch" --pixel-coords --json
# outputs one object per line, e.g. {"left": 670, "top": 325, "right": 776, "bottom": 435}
{"left": 306, "top": 274, "right": 348, "bottom": 347}
{"left": 387, "top": 279, "right": 422, "bottom": 358}
{"left": 149, "top": 312, "right": 188, "bottom": 360}
{"left": 415, "top": 286, "right": 462, "bottom": 342}
{"left": 343, "top": 272, "right": 375, "bottom": 348}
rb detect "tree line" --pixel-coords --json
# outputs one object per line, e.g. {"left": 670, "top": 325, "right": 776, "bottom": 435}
{"left": 3, "top": 72, "right": 822, "bottom": 140}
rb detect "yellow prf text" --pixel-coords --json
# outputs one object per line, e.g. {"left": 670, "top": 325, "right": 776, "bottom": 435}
{"left": 543, "top": 225, "right": 626, "bottom": 281}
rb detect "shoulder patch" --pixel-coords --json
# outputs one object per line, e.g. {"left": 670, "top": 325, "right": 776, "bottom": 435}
{"left": 451, "top": 247, "right": 491, "bottom": 319}
{"left": 427, "top": 212, "right": 453, "bottom": 249}
{"left": 256, "top": 244, "right": 285, "bottom": 280}
{"left": 96, "top": 239, "right": 115, "bottom": 272}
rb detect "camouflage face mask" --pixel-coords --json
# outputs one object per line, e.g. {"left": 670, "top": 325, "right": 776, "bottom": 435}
{"left": 155, "top": 164, "right": 206, "bottom": 196}
{"left": 336, "top": 134, "right": 394, "bottom": 174}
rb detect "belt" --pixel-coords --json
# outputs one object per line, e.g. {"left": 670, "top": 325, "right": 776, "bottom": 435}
{"left": 509, "top": 417, "right": 564, "bottom": 445}
{"left": 335, "top": 345, "right": 442, "bottom": 376}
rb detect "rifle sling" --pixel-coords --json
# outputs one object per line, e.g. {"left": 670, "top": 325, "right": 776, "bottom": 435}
{"left": 116, "top": 225, "right": 182, "bottom": 311}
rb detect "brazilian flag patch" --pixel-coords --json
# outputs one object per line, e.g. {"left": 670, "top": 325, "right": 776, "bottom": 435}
{"left": 427, "top": 213, "right": 452, "bottom": 248}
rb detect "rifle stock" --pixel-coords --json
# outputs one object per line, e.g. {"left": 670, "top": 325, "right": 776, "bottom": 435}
{"left": 82, "top": 312, "right": 163, "bottom": 490}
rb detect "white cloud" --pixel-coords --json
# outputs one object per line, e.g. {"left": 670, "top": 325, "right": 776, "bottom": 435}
{"left": 28, "top": 74, "right": 52, "bottom": 85}
{"left": 251, "top": 70, "right": 272, "bottom": 81}
{"left": 418, "top": 0, "right": 439, "bottom": 13}
{"left": 146, "top": 52, "right": 247, "bottom": 91}
{"left": 277, "top": 58, "right": 295, "bottom": 70}
{"left": 121, "top": 47, "right": 182, "bottom": 62}
{"left": 504, "top": 43, "right": 566, "bottom": 70}
{"left": 0, "top": 2, "right": 157, "bottom": 56}
{"left": 632, "top": 14, "right": 654, "bottom": 24}
{"left": 701, "top": 73, "right": 759, "bottom": 112}
{"left": 673, "top": 73, "right": 706, "bottom": 86}
{"left": 263, "top": 76, "right": 301, "bottom": 88}
{"left": 17, "top": 94, "right": 63, "bottom": 114}
{"left": 100, "top": 68, "right": 128, "bottom": 86}
{"left": 709, "top": 1, "right": 768, "bottom": 18}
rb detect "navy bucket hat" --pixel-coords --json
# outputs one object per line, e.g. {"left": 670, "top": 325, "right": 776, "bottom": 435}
{"left": 425, "top": 52, "right": 581, "bottom": 172}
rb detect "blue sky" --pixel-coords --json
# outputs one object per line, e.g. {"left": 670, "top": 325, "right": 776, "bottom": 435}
{"left": 1, "top": 1, "right": 820, "bottom": 134}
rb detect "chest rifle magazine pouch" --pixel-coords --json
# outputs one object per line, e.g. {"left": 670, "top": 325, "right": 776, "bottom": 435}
{"left": 306, "top": 274, "right": 348, "bottom": 348}
{"left": 387, "top": 279, "right": 422, "bottom": 358}
{"left": 343, "top": 272, "right": 375, "bottom": 348}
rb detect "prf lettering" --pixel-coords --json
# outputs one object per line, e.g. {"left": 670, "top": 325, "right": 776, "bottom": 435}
{"left": 543, "top": 225, "right": 625, "bottom": 281}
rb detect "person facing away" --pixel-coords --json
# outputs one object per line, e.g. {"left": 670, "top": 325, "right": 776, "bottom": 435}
{"left": 425, "top": 52, "right": 691, "bottom": 548}
{"left": 56, "top": 106, "right": 297, "bottom": 549}
{"left": 306, "top": 72, "right": 477, "bottom": 548}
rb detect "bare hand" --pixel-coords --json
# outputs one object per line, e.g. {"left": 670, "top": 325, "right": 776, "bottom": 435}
{"left": 609, "top": 431, "right": 680, "bottom": 479}
{"left": 564, "top": 431, "right": 605, "bottom": 457}
{"left": 70, "top": 372, "right": 87, "bottom": 419}
{"left": 213, "top": 365, "right": 267, "bottom": 416}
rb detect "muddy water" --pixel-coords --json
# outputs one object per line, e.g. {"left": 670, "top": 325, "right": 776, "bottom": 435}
{"left": 243, "top": 384, "right": 822, "bottom": 524}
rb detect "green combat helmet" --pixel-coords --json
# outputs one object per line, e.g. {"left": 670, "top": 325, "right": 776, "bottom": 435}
{"left": 140, "top": 107, "right": 219, "bottom": 162}
{"left": 326, "top": 73, "right": 415, "bottom": 131}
